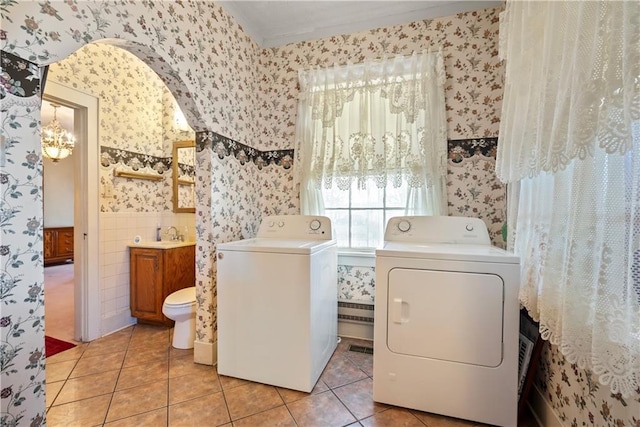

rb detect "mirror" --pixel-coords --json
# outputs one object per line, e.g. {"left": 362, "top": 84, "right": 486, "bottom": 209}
{"left": 172, "top": 140, "right": 196, "bottom": 213}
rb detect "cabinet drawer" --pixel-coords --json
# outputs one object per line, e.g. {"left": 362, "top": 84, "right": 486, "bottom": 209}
{"left": 56, "top": 234, "right": 74, "bottom": 255}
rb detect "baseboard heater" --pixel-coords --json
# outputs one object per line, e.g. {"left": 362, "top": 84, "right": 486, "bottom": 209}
{"left": 338, "top": 301, "right": 374, "bottom": 324}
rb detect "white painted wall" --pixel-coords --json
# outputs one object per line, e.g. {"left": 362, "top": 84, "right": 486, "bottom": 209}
{"left": 43, "top": 150, "right": 75, "bottom": 227}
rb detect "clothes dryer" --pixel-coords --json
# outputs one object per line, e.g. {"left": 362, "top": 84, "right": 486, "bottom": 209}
{"left": 373, "top": 216, "right": 520, "bottom": 426}
{"left": 217, "top": 215, "right": 337, "bottom": 392}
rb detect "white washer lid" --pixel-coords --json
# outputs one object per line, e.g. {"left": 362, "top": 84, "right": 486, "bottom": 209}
{"left": 165, "top": 287, "right": 196, "bottom": 305}
{"left": 376, "top": 242, "right": 519, "bottom": 264}
{"left": 217, "top": 238, "right": 336, "bottom": 255}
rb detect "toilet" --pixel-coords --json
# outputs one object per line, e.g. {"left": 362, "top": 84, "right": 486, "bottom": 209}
{"left": 162, "top": 287, "right": 196, "bottom": 349}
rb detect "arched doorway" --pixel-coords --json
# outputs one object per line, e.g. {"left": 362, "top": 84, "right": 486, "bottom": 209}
{"left": 41, "top": 40, "right": 199, "bottom": 342}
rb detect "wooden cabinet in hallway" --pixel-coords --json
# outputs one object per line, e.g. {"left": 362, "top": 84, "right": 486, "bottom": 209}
{"left": 44, "top": 227, "right": 74, "bottom": 265}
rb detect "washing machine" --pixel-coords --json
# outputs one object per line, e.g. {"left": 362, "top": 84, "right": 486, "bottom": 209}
{"left": 373, "top": 216, "right": 520, "bottom": 426}
{"left": 217, "top": 215, "right": 337, "bottom": 392}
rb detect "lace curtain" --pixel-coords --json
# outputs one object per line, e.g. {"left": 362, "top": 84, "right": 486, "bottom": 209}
{"left": 293, "top": 51, "right": 448, "bottom": 215}
{"left": 499, "top": 1, "right": 640, "bottom": 397}
{"left": 497, "top": 1, "right": 639, "bottom": 182}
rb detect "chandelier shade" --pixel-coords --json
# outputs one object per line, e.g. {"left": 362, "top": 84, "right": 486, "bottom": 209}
{"left": 41, "top": 104, "right": 75, "bottom": 162}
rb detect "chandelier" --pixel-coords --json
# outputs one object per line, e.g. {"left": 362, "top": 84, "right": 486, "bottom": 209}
{"left": 41, "top": 104, "right": 75, "bottom": 162}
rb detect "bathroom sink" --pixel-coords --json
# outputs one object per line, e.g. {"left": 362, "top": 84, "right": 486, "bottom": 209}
{"left": 129, "top": 240, "right": 195, "bottom": 249}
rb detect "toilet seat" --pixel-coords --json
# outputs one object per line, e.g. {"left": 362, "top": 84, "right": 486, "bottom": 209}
{"left": 164, "top": 287, "right": 195, "bottom": 306}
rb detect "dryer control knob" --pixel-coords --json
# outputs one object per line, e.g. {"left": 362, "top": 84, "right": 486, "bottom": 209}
{"left": 465, "top": 224, "right": 474, "bottom": 232}
{"left": 277, "top": 221, "right": 285, "bottom": 228}
{"left": 268, "top": 221, "right": 275, "bottom": 228}
{"left": 309, "top": 219, "right": 321, "bottom": 231}
{"left": 398, "top": 220, "right": 411, "bottom": 232}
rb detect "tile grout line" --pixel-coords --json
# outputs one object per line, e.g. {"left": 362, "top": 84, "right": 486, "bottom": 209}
{"left": 99, "top": 329, "right": 134, "bottom": 426}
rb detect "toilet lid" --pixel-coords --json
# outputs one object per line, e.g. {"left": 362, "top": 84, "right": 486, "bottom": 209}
{"left": 165, "top": 287, "right": 196, "bottom": 305}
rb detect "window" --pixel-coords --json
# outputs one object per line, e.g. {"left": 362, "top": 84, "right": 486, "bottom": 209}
{"left": 293, "top": 51, "right": 449, "bottom": 249}
{"left": 323, "top": 180, "right": 408, "bottom": 248}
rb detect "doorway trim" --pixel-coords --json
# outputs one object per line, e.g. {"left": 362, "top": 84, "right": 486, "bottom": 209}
{"left": 43, "top": 80, "right": 101, "bottom": 341}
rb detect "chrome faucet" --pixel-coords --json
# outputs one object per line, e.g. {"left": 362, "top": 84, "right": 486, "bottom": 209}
{"left": 166, "top": 226, "right": 180, "bottom": 241}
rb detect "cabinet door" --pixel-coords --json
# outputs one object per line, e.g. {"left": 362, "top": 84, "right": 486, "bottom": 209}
{"left": 44, "top": 230, "right": 55, "bottom": 260}
{"left": 130, "top": 249, "right": 164, "bottom": 323}
{"left": 163, "top": 245, "right": 196, "bottom": 296}
{"left": 57, "top": 229, "right": 74, "bottom": 257}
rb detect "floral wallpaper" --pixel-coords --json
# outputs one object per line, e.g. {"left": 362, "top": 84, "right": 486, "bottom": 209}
{"left": 446, "top": 137, "right": 506, "bottom": 248}
{"left": 1, "top": 51, "right": 46, "bottom": 427}
{"left": 3, "top": 1, "right": 635, "bottom": 425}
{"left": 337, "top": 265, "right": 376, "bottom": 302}
{"left": 256, "top": 7, "right": 504, "bottom": 151}
{"left": 536, "top": 343, "right": 640, "bottom": 427}
{"left": 2, "top": 2, "right": 260, "bottom": 421}
{"left": 46, "top": 42, "right": 185, "bottom": 213}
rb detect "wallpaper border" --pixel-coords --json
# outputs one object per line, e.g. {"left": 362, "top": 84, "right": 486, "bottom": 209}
{"left": 0, "top": 50, "right": 41, "bottom": 98}
{"left": 196, "top": 132, "right": 498, "bottom": 171}
{"left": 197, "top": 131, "right": 293, "bottom": 170}
{"left": 100, "top": 146, "right": 170, "bottom": 174}
{"left": 448, "top": 137, "right": 498, "bottom": 163}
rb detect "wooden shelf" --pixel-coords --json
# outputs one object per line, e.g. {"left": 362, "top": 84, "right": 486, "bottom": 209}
{"left": 114, "top": 170, "right": 162, "bottom": 181}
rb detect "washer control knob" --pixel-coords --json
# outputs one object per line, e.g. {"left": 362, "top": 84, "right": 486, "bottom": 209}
{"left": 277, "top": 221, "right": 285, "bottom": 228}
{"left": 398, "top": 220, "right": 411, "bottom": 232}
{"left": 465, "top": 224, "right": 474, "bottom": 232}
{"left": 310, "top": 219, "right": 322, "bottom": 231}
{"left": 268, "top": 221, "right": 275, "bottom": 228}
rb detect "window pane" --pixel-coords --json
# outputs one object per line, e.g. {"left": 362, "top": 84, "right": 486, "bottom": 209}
{"left": 322, "top": 187, "right": 349, "bottom": 208}
{"left": 351, "top": 210, "right": 384, "bottom": 248}
{"left": 324, "top": 209, "right": 350, "bottom": 247}
{"left": 384, "top": 209, "right": 406, "bottom": 234}
{"left": 351, "top": 180, "right": 384, "bottom": 208}
{"left": 385, "top": 180, "right": 408, "bottom": 208}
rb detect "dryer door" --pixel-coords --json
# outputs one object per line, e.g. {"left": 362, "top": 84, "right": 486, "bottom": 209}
{"left": 387, "top": 268, "right": 504, "bottom": 367}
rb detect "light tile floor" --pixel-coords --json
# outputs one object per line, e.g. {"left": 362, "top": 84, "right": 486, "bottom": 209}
{"left": 45, "top": 326, "right": 538, "bottom": 427}
{"left": 44, "top": 264, "right": 539, "bottom": 426}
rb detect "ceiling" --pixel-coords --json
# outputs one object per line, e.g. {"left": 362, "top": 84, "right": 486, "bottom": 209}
{"left": 219, "top": 1, "right": 501, "bottom": 48}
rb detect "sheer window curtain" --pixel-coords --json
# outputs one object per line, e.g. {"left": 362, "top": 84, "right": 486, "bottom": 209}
{"left": 498, "top": 1, "right": 640, "bottom": 397}
{"left": 293, "top": 51, "right": 448, "bottom": 217}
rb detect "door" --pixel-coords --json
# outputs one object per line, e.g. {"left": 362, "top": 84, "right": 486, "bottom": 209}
{"left": 387, "top": 267, "right": 504, "bottom": 367}
{"left": 44, "top": 81, "right": 100, "bottom": 341}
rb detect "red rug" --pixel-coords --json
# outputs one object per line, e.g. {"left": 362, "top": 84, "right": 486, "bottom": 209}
{"left": 45, "top": 336, "right": 76, "bottom": 357}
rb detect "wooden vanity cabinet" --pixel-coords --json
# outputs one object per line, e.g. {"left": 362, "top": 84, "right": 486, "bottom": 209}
{"left": 129, "top": 244, "right": 195, "bottom": 325}
{"left": 44, "top": 227, "right": 74, "bottom": 265}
